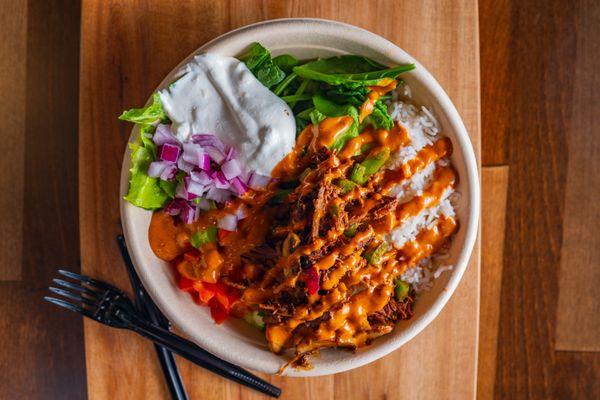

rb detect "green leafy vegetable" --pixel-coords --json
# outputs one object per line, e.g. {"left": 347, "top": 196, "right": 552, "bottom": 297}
{"left": 119, "top": 93, "right": 167, "bottom": 125}
{"left": 309, "top": 109, "right": 327, "bottom": 125}
{"left": 242, "top": 42, "right": 286, "bottom": 89}
{"left": 281, "top": 93, "right": 313, "bottom": 103}
{"left": 124, "top": 138, "right": 171, "bottom": 210}
{"left": 273, "top": 54, "right": 299, "bottom": 73}
{"left": 312, "top": 95, "right": 359, "bottom": 121}
{"left": 273, "top": 73, "right": 298, "bottom": 96}
{"left": 241, "top": 42, "right": 271, "bottom": 70}
{"left": 190, "top": 226, "right": 218, "bottom": 248}
{"left": 330, "top": 121, "right": 358, "bottom": 153}
{"left": 394, "top": 279, "right": 410, "bottom": 301}
{"left": 293, "top": 55, "right": 415, "bottom": 88}
{"left": 256, "top": 64, "right": 286, "bottom": 88}
{"left": 362, "top": 100, "right": 394, "bottom": 130}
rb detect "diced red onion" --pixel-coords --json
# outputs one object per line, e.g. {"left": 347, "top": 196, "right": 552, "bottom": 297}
{"left": 180, "top": 202, "right": 196, "bottom": 224}
{"left": 218, "top": 214, "right": 237, "bottom": 231}
{"left": 186, "top": 179, "right": 206, "bottom": 198}
{"left": 159, "top": 143, "right": 181, "bottom": 163}
{"left": 213, "top": 171, "right": 230, "bottom": 189}
{"left": 206, "top": 186, "right": 231, "bottom": 203}
{"left": 182, "top": 142, "right": 205, "bottom": 167}
{"left": 225, "top": 146, "right": 236, "bottom": 162}
{"left": 147, "top": 161, "right": 170, "bottom": 178}
{"left": 235, "top": 204, "right": 248, "bottom": 220}
{"left": 190, "top": 170, "right": 212, "bottom": 185}
{"left": 175, "top": 182, "right": 188, "bottom": 199}
{"left": 164, "top": 199, "right": 186, "bottom": 216}
{"left": 230, "top": 176, "right": 248, "bottom": 196}
{"left": 196, "top": 198, "right": 213, "bottom": 211}
{"left": 192, "top": 134, "right": 226, "bottom": 152}
{"left": 248, "top": 172, "right": 271, "bottom": 189}
{"left": 177, "top": 156, "right": 194, "bottom": 173}
{"left": 205, "top": 146, "right": 225, "bottom": 164}
{"left": 200, "top": 153, "right": 211, "bottom": 171}
{"left": 160, "top": 163, "right": 178, "bottom": 181}
{"left": 221, "top": 159, "right": 241, "bottom": 180}
{"left": 153, "top": 124, "right": 179, "bottom": 146}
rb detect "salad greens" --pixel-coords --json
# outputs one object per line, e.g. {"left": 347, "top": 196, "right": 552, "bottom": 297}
{"left": 121, "top": 96, "right": 176, "bottom": 210}
{"left": 120, "top": 42, "right": 415, "bottom": 210}
{"left": 241, "top": 42, "right": 286, "bottom": 89}
{"left": 242, "top": 43, "right": 414, "bottom": 135}
{"left": 119, "top": 93, "right": 167, "bottom": 125}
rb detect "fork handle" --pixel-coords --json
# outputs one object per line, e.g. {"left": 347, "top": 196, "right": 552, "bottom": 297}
{"left": 122, "top": 313, "right": 281, "bottom": 398}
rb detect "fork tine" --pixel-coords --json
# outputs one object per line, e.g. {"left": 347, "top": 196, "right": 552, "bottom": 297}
{"left": 58, "top": 269, "right": 111, "bottom": 290}
{"left": 49, "top": 286, "right": 96, "bottom": 306}
{"left": 44, "top": 296, "right": 94, "bottom": 318}
{"left": 52, "top": 278, "right": 100, "bottom": 298}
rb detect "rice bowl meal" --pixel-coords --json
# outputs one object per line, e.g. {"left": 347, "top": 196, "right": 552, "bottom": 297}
{"left": 120, "top": 38, "right": 464, "bottom": 371}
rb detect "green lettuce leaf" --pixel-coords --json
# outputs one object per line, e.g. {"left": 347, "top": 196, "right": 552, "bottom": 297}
{"left": 123, "top": 124, "right": 173, "bottom": 209}
{"left": 119, "top": 93, "right": 167, "bottom": 125}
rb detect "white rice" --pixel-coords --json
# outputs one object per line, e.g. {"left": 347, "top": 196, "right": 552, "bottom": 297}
{"left": 388, "top": 188, "right": 454, "bottom": 250}
{"left": 383, "top": 87, "right": 457, "bottom": 293}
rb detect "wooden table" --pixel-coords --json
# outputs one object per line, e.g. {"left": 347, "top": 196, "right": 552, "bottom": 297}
{"left": 2, "top": 0, "right": 599, "bottom": 399}
{"left": 79, "top": 1, "right": 480, "bottom": 399}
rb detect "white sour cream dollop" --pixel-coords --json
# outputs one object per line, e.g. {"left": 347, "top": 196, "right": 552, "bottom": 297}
{"left": 159, "top": 53, "right": 296, "bottom": 176}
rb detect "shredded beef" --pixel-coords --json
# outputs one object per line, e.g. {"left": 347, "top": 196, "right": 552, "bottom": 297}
{"left": 367, "top": 295, "right": 415, "bottom": 327}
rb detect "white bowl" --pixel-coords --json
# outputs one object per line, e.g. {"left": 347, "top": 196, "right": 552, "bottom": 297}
{"left": 120, "top": 18, "right": 480, "bottom": 376}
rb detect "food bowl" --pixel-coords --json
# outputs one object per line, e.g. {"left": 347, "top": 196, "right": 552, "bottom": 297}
{"left": 120, "top": 18, "right": 480, "bottom": 376}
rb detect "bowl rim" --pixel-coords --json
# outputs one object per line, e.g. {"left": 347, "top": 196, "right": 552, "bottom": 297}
{"left": 120, "top": 17, "right": 480, "bottom": 376}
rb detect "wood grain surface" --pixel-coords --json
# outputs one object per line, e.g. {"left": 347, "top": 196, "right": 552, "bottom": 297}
{"left": 0, "top": 0, "right": 27, "bottom": 280}
{"left": 478, "top": 166, "right": 509, "bottom": 400}
{"left": 0, "top": 1, "right": 86, "bottom": 399}
{"left": 554, "top": 0, "right": 600, "bottom": 352}
{"left": 79, "top": 1, "right": 480, "bottom": 399}
{"left": 480, "top": 0, "right": 600, "bottom": 398}
{"left": 2, "top": 0, "right": 597, "bottom": 399}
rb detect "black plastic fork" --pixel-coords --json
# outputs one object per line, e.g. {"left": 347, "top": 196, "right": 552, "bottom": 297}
{"left": 45, "top": 270, "right": 281, "bottom": 398}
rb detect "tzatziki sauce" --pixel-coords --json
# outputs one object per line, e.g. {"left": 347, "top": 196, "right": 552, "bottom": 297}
{"left": 159, "top": 53, "right": 296, "bottom": 176}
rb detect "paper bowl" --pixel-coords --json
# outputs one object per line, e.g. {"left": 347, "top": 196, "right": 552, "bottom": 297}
{"left": 120, "top": 18, "right": 480, "bottom": 376}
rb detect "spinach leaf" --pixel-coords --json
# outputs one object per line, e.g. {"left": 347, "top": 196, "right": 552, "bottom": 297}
{"left": 241, "top": 42, "right": 270, "bottom": 70}
{"left": 362, "top": 100, "right": 394, "bottom": 130}
{"left": 242, "top": 42, "right": 286, "bottom": 89}
{"left": 294, "top": 55, "right": 414, "bottom": 88}
{"left": 309, "top": 109, "right": 327, "bottom": 125}
{"left": 312, "top": 94, "right": 359, "bottom": 122}
{"left": 273, "top": 54, "right": 299, "bottom": 73}
{"left": 256, "top": 64, "right": 286, "bottom": 88}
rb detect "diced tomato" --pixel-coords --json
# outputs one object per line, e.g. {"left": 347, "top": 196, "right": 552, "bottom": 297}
{"left": 193, "top": 281, "right": 216, "bottom": 304}
{"left": 183, "top": 249, "right": 201, "bottom": 262}
{"left": 208, "top": 298, "right": 229, "bottom": 324}
{"left": 217, "top": 228, "right": 233, "bottom": 243}
{"left": 304, "top": 267, "right": 320, "bottom": 295}
{"left": 177, "top": 276, "right": 196, "bottom": 292}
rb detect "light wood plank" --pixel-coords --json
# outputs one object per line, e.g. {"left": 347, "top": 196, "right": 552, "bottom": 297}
{"left": 477, "top": 165, "right": 509, "bottom": 400}
{"left": 0, "top": 0, "right": 27, "bottom": 281}
{"left": 555, "top": 0, "right": 600, "bottom": 352}
{"left": 80, "top": 1, "right": 480, "bottom": 398}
